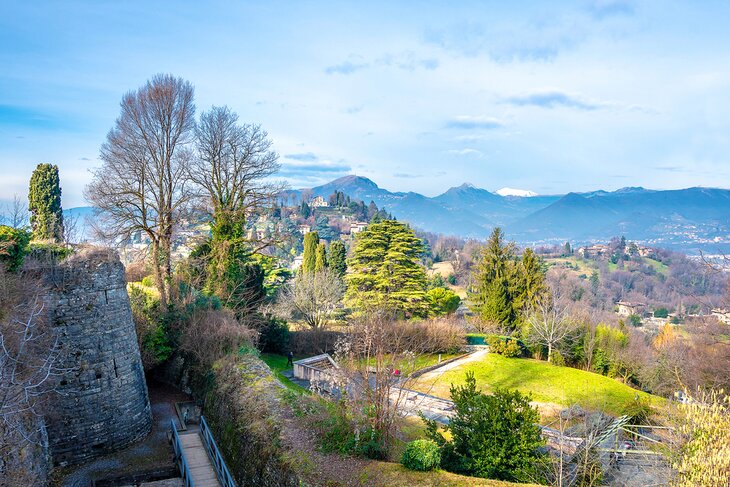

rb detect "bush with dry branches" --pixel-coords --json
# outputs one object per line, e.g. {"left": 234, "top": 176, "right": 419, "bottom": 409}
{"left": 0, "top": 268, "right": 61, "bottom": 485}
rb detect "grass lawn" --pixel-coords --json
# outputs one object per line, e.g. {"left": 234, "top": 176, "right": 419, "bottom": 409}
{"left": 362, "top": 462, "right": 541, "bottom": 486}
{"left": 412, "top": 353, "right": 664, "bottom": 416}
{"left": 645, "top": 257, "right": 669, "bottom": 274}
{"left": 259, "top": 353, "right": 309, "bottom": 393}
{"left": 358, "top": 352, "right": 463, "bottom": 376}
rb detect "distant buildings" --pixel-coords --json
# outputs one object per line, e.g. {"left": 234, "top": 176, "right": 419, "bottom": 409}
{"left": 309, "top": 195, "right": 328, "bottom": 208}
{"left": 711, "top": 308, "right": 730, "bottom": 325}
{"left": 578, "top": 244, "right": 610, "bottom": 258}
{"left": 291, "top": 255, "right": 304, "bottom": 271}
{"left": 616, "top": 301, "right": 646, "bottom": 316}
{"left": 349, "top": 222, "right": 368, "bottom": 235}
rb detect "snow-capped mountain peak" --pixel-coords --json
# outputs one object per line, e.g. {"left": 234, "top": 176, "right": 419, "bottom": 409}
{"left": 496, "top": 187, "right": 538, "bottom": 197}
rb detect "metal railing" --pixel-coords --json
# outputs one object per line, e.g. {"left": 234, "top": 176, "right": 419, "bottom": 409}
{"left": 200, "top": 415, "right": 236, "bottom": 487}
{"left": 170, "top": 419, "right": 195, "bottom": 487}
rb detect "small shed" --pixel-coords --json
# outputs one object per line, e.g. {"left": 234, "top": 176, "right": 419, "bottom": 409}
{"left": 293, "top": 354, "right": 340, "bottom": 390}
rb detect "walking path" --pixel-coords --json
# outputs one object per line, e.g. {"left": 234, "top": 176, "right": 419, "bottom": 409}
{"left": 174, "top": 430, "right": 221, "bottom": 487}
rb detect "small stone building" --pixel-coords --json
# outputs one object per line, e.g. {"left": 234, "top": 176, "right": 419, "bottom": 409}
{"left": 293, "top": 354, "right": 339, "bottom": 391}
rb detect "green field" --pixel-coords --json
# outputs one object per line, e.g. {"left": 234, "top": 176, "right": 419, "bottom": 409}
{"left": 645, "top": 257, "right": 669, "bottom": 274}
{"left": 259, "top": 353, "right": 309, "bottom": 393}
{"left": 413, "top": 353, "right": 663, "bottom": 416}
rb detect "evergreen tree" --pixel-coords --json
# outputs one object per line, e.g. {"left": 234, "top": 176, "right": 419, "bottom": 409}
{"left": 329, "top": 240, "right": 347, "bottom": 277}
{"left": 28, "top": 163, "right": 64, "bottom": 242}
{"left": 367, "top": 200, "right": 378, "bottom": 219}
{"left": 345, "top": 220, "right": 429, "bottom": 318}
{"left": 515, "top": 248, "right": 547, "bottom": 312}
{"left": 423, "top": 373, "right": 544, "bottom": 481}
{"left": 314, "top": 242, "right": 327, "bottom": 272}
{"left": 300, "top": 201, "right": 311, "bottom": 219}
{"left": 301, "top": 231, "right": 319, "bottom": 273}
{"left": 469, "top": 228, "right": 518, "bottom": 328}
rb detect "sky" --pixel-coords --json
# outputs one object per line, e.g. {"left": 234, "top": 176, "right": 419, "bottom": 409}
{"left": 1, "top": 0, "right": 730, "bottom": 208}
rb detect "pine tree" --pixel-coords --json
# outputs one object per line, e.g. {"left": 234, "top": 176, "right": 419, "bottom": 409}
{"left": 329, "top": 240, "right": 347, "bottom": 277}
{"left": 345, "top": 220, "right": 429, "bottom": 317}
{"left": 28, "top": 163, "right": 64, "bottom": 242}
{"left": 300, "top": 201, "right": 311, "bottom": 219}
{"left": 314, "top": 242, "right": 327, "bottom": 272}
{"left": 301, "top": 231, "right": 319, "bottom": 273}
{"left": 469, "top": 228, "right": 518, "bottom": 328}
{"left": 516, "top": 248, "right": 547, "bottom": 312}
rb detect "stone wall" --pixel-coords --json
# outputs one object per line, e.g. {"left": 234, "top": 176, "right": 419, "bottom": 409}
{"left": 44, "top": 249, "right": 152, "bottom": 466}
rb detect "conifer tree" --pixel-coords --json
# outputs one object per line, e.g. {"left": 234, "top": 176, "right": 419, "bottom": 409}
{"left": 329, "top": 240, "right": 347, "bottom": 277}
{"left": 469, "top": 228, "right": 518, "bottom": 329}
{"left": 345, "top": 220, "right": 429, "bottom": 317}
{"left": 515, "top": 248, "right": 547, "bottom": 312}
{"left": 314, "top": 242, "right": 327, "bottom": 272}
{"left": 28, "top": 163, "right": 64, "bottom": 242}
{"left": 301, "top": 231, "right": 319, "bottom": 273}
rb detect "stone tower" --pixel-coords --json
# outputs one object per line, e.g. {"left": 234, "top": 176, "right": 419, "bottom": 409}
{"left": 44, "top": 249, "right": 152, "bottom": 466}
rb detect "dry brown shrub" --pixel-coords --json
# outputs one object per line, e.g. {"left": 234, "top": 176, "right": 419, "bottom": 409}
{"left": 178, "top": 307, "right": 257, "bottom": 369}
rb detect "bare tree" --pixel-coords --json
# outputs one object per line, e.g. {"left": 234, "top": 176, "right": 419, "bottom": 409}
{"left": 0, "top": 271, "right": 61, "bottom": 484}
{"left": 3, "top": 195, "right": 29, "bottom": 229}
{"left": 190, "top": 105, "right": 284, "bottom": 250}
{"left": 62, "top": 212, "right": 81, "bottom": 245}
{"left": 527, "top": 289, "right": 575, "bottom": 363}
{"left": 276, "top": 269, "right": 344, "bottom": 329}
{"left": 85, "top": 74, "right": 196, "bottom": 306}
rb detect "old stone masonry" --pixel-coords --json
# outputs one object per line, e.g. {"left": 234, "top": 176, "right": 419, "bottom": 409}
{"left": 44, "top": 249, "right": 152, "bottom": 466}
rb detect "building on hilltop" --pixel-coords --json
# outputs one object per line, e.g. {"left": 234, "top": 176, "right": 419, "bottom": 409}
{"left": 578, "top": 244, "right": 610, "bottom": 258}
{"left": 309, "top": 195, "right": 328, "bottom": 208}
{"left": 616, "top": 300, "right": 646, "bottom": 317}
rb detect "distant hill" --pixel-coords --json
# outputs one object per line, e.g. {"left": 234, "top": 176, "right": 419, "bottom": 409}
{"left": 291, "top": 176, "right": 730, "bottom": 252}
{"left": 75, "top": 176, "right": 730, "bottom": 253}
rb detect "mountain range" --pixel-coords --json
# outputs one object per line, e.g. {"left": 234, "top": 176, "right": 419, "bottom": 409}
{"left": 293, "top": 175, "right": 730, "bottom": 253}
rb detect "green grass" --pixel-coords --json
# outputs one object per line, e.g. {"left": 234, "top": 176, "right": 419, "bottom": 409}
{"left": 645, "top": 257, "right": 669, "bottom": 274}
{"left": 358, "top": 353, "right": 462, "bottom": 375}
{"left": 413, "top": 353, "right": 664, "bottom": 416}
{"left": 259, "top": 353, "right": 309, "bottom": 393}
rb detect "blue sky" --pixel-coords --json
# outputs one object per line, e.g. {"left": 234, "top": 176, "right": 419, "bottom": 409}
{"left": 1, "top": 1, "right": 730, "bottom": 207}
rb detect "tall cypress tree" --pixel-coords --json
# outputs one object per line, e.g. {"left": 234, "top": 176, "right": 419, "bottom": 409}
{"left": 28, "top": 163, "right": 64, "bottom": 242}
{"left": 301, "top": 231, "right": 319, "bottom": 273}
{"left": 329, "top": 240, "right": 347, "bottom": 277}
{"left": 314, "top": 242, "right": 327, "bottom": 272}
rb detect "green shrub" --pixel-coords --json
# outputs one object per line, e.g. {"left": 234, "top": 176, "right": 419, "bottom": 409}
{"left": 551, "top": 350, "right": 566, "bottom": 366}
{"left": 0, "top": 226, "right": 31, "bottom": 271}
{"left": 259, "top": 317, "right": 290, "bottom": 354}
{"left": 487, "top": 335, "right": 523, "bottom": 357}
{"left": 401, "top": 439, "right": 441, "bottom": 471}
{"left": 653, "top": 307, "right": 669, "bottom": 318}
{"left": 426, "top": 287, "right": 461, "bottom": 316}
{"left": 628, "top": 314, "right": 642, "bottom": 327}
{"left": 141, "top": 275, "right": 155, "bottom": 287}
{"left": 422, "top": 372, "right": 544, "bottom": 481}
